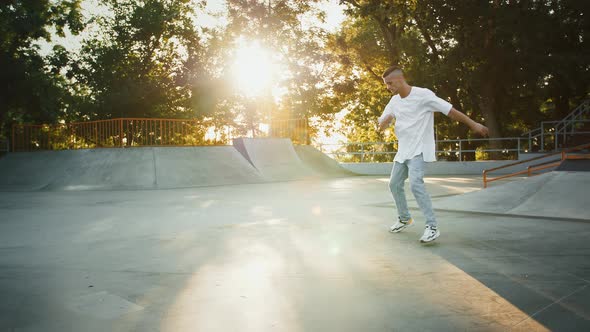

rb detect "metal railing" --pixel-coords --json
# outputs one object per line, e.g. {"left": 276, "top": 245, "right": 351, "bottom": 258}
{"left": 11, "top": 117, "right": 309, "bottom": 152}
{"left": 522, "top": 100, "right": 590, "bottom": 151}
{"left": 482, "top": 142, "right": 590, "bottom": 188}
{"left": 318, "top": 137, "right": 529, "bottom": 163}
{"left": 270, "top": 118, "right": 309, "bottom": 144}
{"left": 12, "top": 118, "right": 205, "bottom": 151}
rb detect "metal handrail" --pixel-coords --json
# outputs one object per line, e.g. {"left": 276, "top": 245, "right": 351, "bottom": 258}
{"left": 521, "top": 128, "right": 540, "bottom": 138}
{"left": 11, "top": 117, "right": 309, "bottom": 151}
{"left": 520, "top": 100, "right": 590, "bottom": 151}
{"left": 483, "top": 142, "right": 590, "bottom": 188}
{"left": 15, "top": 117, "right": 309, "bottom": 126}
{"left": 566, "top": 154, "right": 590, "bottom": 160}
{"left": 555, "top": 100, "right": 590, "bottom": 131}
{"left": 528, "top": 100, "right": 589, "bottom": 134}
{"left": 320, "top": 137, "right": 526, "bottom": 163}
{"left": 327, "top": 137, "right": 522, "bottom": 146}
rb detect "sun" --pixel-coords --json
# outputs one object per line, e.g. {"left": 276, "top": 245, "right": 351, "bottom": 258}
{"left": 231, "top": 39, "right": 276, "bottom": 97}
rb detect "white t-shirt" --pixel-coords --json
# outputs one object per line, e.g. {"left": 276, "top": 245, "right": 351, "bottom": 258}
{"left": 379, "top": 87, "right": 452, "bottom": 163}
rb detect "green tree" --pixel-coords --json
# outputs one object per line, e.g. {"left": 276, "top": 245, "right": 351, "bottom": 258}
{"left": 0, "top": 0, "right": 83, "bottom": 138}
{"left": 322, "top": 0, "right": 589, "bottom": 156}
{"left": 72, "top": 0, "right": 207, "bottom": 120}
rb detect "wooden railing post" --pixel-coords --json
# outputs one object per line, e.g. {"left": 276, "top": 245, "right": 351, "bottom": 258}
{"left": 47, "top": 125, "right": 51, "bottom": 150}
{"left": 11, "top": 123, "right": 15, "bottom": 152}
{"left": 119, "top": 118, "right": 123, "bottom": 147}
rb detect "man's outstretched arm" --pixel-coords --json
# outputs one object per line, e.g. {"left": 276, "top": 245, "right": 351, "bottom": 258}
{"left": 448, "top": 108, "right": 489, "bottom": 137}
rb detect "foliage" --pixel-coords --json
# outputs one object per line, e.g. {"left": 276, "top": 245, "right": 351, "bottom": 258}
{"left": 322, "top": 0, "right": 589, "bottom": 155}
{"left": 0, "top": 0, "right": 84, "bottom": 138}
{"left": 1, "top": 0, "right": 589, "bottom": 151}
{"left": 71, "top": 0, "right": 206, "bottom": 121}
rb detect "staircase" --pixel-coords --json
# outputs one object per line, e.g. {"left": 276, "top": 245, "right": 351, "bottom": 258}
{"left": 523, "top": 99, "right": 590, "bottom": 152}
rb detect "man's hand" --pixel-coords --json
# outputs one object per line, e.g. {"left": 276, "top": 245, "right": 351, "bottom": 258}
{"left": 472, "top": 123, "right": 489, "bottom": 137}
{"left": 378, "top": 114, "right": 394, "bottom": 131}
{"left": 448, "top": 109, "right": 489, "bottom": 137}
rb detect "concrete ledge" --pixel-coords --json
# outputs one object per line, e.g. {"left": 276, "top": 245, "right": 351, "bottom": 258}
{"left": 340, "top": 160, "right": 547, "bottom": 176}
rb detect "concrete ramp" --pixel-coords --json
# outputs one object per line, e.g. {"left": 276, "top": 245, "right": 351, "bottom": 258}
{"left": 43, "top": 148, "right": 156, "bottom": 191}
{"left": 556, "top": 158, "right": 590, "bottom": 172}
{"left": 153, "top": 146, "right": 265, "bottom": 189}
{"left": 432, "top": 172, "right": 590, "bottom": 220}
{"left": 294, "top": 145, "right": 356, "bottom": 177}
{"left": 233, "top": 138, "right": 317, "bottom": 181}
{"left": 0, "top": 147, "right": 265, "bottom": 191}
{"left": 0, "top": 140, "right": 355, "bottom": 191}
{"left": 0, "top": 150, "right": 76, "bottom": 191}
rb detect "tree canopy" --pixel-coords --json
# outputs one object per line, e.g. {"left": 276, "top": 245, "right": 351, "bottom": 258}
{"left": 1, "top": 0, "right": 588, "bottom": 150}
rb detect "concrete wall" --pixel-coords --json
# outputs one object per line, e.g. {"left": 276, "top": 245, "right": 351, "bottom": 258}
{"left": 340, "top": 152, "right": 556, "bottom": 176}
{"left": 341, "top": 161, "right": 509, "bottom": 176}
{"left": 341, "top": 158, "right": 557, "bottom": 176}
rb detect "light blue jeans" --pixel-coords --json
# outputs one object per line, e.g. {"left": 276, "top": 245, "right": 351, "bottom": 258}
{"left": 388, "top": 154, "right": 437, "bottom": 227}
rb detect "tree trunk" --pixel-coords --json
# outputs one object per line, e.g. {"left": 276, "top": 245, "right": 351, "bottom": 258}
{"left": 477, "top": 81, "right": 502, "bottom": 159}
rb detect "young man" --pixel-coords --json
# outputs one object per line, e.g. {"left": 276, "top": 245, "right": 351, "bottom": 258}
{"left": 378, "top": 66, "right": 489, "bottom": 243}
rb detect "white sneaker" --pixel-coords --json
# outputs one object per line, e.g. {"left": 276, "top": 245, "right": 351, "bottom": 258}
{"left": 389, "top": 217, "right": 414, "bottom": 233}
{"left": 419, "top": 225, "right": 440, "bottom": 243}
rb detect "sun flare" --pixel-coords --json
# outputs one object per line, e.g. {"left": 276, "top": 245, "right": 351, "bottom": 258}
{"left": 232, "top": 39, "right": 276, "bottom": 97}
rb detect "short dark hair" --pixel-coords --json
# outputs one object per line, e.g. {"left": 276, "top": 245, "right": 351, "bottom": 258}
{"left": 382, "top": 65, "right": 403, "bottom": 78}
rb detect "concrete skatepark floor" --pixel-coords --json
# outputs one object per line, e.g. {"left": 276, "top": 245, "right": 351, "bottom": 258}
{"left": 1, "top": 175, "right": 589, "bottom": 331}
